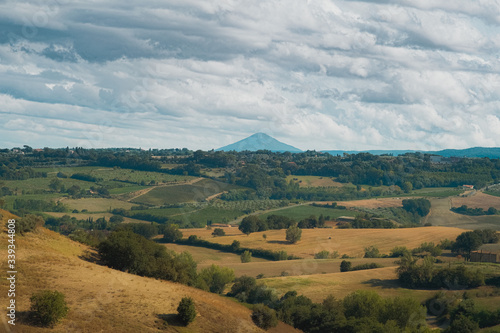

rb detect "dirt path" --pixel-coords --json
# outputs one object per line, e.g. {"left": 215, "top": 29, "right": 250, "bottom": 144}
{"left": 124, "top": 177, "right": 205, "bottom": 202}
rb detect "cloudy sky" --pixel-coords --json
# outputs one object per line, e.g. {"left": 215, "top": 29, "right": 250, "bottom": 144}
{"left": 1, "top": 0, "right": 500, "bottom": 151}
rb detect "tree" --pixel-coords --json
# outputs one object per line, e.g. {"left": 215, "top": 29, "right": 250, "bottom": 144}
{"left": 343, "top": 290, "right": 383, "bottom": 319}
{"left": 251, "top": 304, "right": 278, "bottom": 330}
{"left": 286, "top": 225, "right": 302, "bottom": 244}
{"left": 452, "top": 231, "right": 482, "bottom": 259}
{"left": 30, "top": 290, "right": 69, "bottom": 327}
{"left": 197, "top": 265, "right": 235, "bottom": 294}
{"left": 340, "top": 260, "right": 352, "bottom": 272}
{"left": 212, "top": 228, "right": 226, "bottom": 237}
{"left": 164, "top": 224, "right": 183, "bottom": 243}
{"left": 239, "top": 216, "right": 260, "bottom": 235}
{"left": 229, "top": 275, "right": 257, "bottom": 301}
{"left": 177, "top": 297, "right": 197, "bottom": 325}
{"left": 241, "top": 250, "right": 252, "bottom": 263}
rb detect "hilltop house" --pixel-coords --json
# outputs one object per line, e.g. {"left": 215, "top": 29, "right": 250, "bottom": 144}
{"left": 470, "top": 244, "right": 500, "bottom": 263}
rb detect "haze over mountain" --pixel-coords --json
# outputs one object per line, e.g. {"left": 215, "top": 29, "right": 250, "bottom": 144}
{"left": 217, "top": 133, "right": 500, "bottom": 158}
{"left": 217, "top": 133, "right": 302, "bottom": 153}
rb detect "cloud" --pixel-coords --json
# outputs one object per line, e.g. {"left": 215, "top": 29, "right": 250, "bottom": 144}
{"left": 1, "top": 0, "right": 500, "bottom": 150}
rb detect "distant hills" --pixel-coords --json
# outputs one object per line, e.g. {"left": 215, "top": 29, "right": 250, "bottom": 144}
{"left": 323, "top": 147, "right": 500, "bottom": 159}
{"left": 217, "top": 133, "right": 500, "bottom": 158}
{"left": 217, "top": 132, "right": 302, "bottom": 153}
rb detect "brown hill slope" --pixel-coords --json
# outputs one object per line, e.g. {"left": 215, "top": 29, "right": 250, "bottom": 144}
{"left": 0, "top": 210, "right": 298, "bottom": 333}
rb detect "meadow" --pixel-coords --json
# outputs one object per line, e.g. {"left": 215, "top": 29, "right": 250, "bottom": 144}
{"left": 257, "top": 204, "right": 358, "bottom": 221}
{"left": 179, "top": 226, "right": 465, "bottom": 259}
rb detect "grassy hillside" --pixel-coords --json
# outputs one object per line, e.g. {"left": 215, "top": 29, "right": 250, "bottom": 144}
{"left": 0, "top": 210, "right": 297, "bottom": 333}
{"left": 179, "top": 226, "right": 465, "bottom": 259}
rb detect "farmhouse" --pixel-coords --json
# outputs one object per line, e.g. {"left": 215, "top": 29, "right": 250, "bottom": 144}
{"left": 470, "top": 250, "right": 500, "bottom": 263}
{"left": 462, "top": 184, "right": 474, "bottom": 190}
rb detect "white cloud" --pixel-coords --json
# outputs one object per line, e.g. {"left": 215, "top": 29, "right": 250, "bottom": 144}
{"left": 0, "top": 0, "right": 500, "bottom": 150}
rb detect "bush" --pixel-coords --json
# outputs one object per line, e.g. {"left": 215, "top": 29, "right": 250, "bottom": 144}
{"left": 251, "top": 304, "right": 278, "bottom": 330}
{"left": 197, "top": 264, "right": 235, "bottom": 294}
{"left": 351, "top": 263, "right": 382, "bottom": 271}
{"left": 163, "top": 224, "right": 183, "bottom": 243}
{"left": 30, "top": 290, "right": 69, "bottom": 327}
{"left": 241, "top": 250, "right": 252, "bottom": 263}
{"left": 177, "top": 297, "right": 197, "bottom": 325}
{"left": 212, "top": 228, "right": 226, "bottom": 237}
{"left": 17, "top": 214, "right": 45, "bottom": 235}
{"left": 314, "top": 250, "right": 330, "bottom": 259}
{"left": 340, "top": 260, "right": 352, "bottom": 272}
{"left": 364, "top": 246, "right": 381, "bottom": 258}
{"left": 389, "top": 246, "right": 411, "bottom": 258}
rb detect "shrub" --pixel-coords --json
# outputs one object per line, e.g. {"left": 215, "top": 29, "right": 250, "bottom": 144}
{"left": 364, "top": 246, "right": 381, "bottom": 258}
{"left": 314, "top": 250, "right": 330, "bottom": 259}
{"left": 241, "top": 250, "right": 252, "bottom": 263}
{"left": 197, "top": 264, "right": 235, "bottom": 294}
{"left": 251, "top": 304, "right": 278, "bottom": 330}
{"left": 17, "top": 214, "right": 45, "bottom": 235}
{"left": 30, "top": 290, "right": 69, "bottom": 327}
{"left": 177, "top": 297, "right": 197, "bottom": 325}
{"left": 212, "top": 228, "right": 226, "bottom": 237}
{"left": 340, "top": 260, "right": 352, "bottom": 272}
{"left": 390, "top": 246, "right": 411, "bottom": 258}
{"left": 351, "top": 263, "right": 382, "bottom": 271}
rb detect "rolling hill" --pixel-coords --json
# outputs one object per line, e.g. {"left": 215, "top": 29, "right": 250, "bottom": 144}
{"left": 0, "top": 210, "right": 298, "bottom": 333}
{"left": 217, "top": 133, "right": 302, "bottom": 153}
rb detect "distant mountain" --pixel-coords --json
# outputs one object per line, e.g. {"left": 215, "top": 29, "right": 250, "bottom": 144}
{"left": 433, "top": 147, "right": 500, "bottom": 159}
{"left": 217, "top": 133, "right": 302, "bottom": 152}
{"left": 323, "top": 147, "right": 500, "bottom": 159}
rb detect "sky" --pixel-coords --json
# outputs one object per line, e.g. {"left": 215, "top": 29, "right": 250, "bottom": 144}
{"left": 1, "top": 0, "right": 500, "bottom": 151}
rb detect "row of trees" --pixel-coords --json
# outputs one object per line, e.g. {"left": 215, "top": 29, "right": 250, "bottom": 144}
{"left": 228, "top": 275, "right": 429, "bottom": 333}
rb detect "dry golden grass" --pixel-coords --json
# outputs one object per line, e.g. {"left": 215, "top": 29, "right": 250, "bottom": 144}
{"left": 200, "top": 258, "right": 399, "bottom": 279}
{"left": 0, "top": 210, "right": 298, "bottom": 333}
{"left": 180, "top": 226, "right": 466, "bottom": 258}
{"left": 451, "top": 192, "right": 500, "bottom": 210}
{"left": 320, "top": 197, "right": 407, "bottom": 209}
{"left": 260, "top": 267, "right": 438, "bottom": 303}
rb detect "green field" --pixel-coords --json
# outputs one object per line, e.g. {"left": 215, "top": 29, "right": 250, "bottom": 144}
{"left": 258, "top": 204, "right": 359, "bottom": 221}
{"left": 60, "top": 198, "right": 135, "bottom": 212}
{"left": 170, "top": 205, "right": 245, "bottom": 226}
{"left": 131, "top": 178, "right": 244, "bottom": 205}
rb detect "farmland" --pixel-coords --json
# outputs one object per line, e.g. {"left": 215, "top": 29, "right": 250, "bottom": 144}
{"left": 179, "top": 226, "right": 465, "bottom": 258}
{"left": 286, "top": 175, "right": 344, "bottom": 188}
{"left": 257, "top": 204, "right": 358, "bottom": 221}
{"left": 131, "top": 178, "right": 243, "bottom": 205}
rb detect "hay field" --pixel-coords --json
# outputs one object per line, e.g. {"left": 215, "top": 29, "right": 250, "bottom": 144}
{"left": 200, "top": 257, "right": 398, "bottom": 278}
{"left": 451, "top": 192, "right": 500, "bottom": 210}
{"left": 325, "top": 197, "right": 406, "bottom": 209}
{"left": 260, "top": 267, "right": 437, "bottom": 302}
{"left": 425, "top": 197, "right": 500, "bottom": 230}
{"left": 179, "top": 227, "right": 465, "bottom": 258}
{"left": 0, "top": 210, "right": 297, "bottom": 333}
